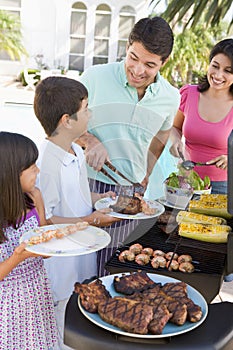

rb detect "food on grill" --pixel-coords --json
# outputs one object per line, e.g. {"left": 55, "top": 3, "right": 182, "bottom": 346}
{"left": 166, "top": 259, "right": 179, "bottom": 271}
{"left": 165, "top": 251, "right": 178, "bottom": 261}
{"left": 113, "top": 271, "right": 157, "bottom": 295}
{"left": 177, "top": 254, "right": 193, "bottom": 264}
{"left": 179, "top": 262, "right": 195, "bottom": 273}
{"left": 141, "top": 247, "right": 154, "bottom": 256}
{"left": 134, "top": 253, "right": 151, "bottom": 265}
{"left": 199, "top": 194, "right": 227, "bottom": 202}
{"left": 176, "top": 211, "right": 227, "bottom": 225}
{"left": 188, "top": 194, "right": 232, "bottom": 219}
{"left": 27, "top": 221, "right": 89, "bottom": 245}
{"left": 129, "top": 243, "right": 143, "bottom": 254}
{"left": 74, "top": 278, "right": 111, "bottom": 313}
{"left": 98, "top": 297, "right": 155, "bottom": 334}
{"left": 151, "top": 255, "right": 167, "bottom": 268}
{"left": 118, "top": 250, "right": 135, "bottom": 262}
{"left": 178, "top": 222, "right": 232, "bottom": 243}
{"left": 153, "top": 249, "right": 166, "bottom": 257}
{"left": 118, "top": 244, "right": 195, "bottom": 273}
{"left": 110, "top": 193, "right": 157, "bottom": 215}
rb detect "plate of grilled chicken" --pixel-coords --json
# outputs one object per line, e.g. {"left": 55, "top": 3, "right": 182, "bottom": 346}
{"left": 75, "top": 271, "right": 208, "bottom": 338}
{"left": 95, "top": 195, "right": 165, "bottom": 219}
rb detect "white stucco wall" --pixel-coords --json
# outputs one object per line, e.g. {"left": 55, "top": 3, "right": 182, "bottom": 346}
{"left": 0, "top": 0, "right": 150, "bottom": 76}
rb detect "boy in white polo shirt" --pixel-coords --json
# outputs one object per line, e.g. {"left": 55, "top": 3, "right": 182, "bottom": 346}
{"left": 34, "top": 76, "right": 120, "bottom": 350}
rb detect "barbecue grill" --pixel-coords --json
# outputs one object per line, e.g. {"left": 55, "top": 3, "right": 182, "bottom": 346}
{"left": 105, "top": 211, "right": 233, "bottom": 303}
{"left": 64, "top": 212, "right": 233, "bottom": 350}
{"left": 64, "top": 131, "right": 233, "bottom": 349}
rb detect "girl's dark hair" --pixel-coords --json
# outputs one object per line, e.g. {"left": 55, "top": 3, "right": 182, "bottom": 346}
{"left": 34, "top": 76, "right": 88, "bottom": 136}
{"left": 198, "top": 38, "right": 233, "bottom": 95}
{"left": 128, "top": 17, "right": 174, "bottom": 62}
{"left": 0, "top": 132, "right": 38, "bottom": 243}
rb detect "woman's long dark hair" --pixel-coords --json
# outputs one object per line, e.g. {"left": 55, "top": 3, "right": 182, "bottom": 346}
{"left": 0, "top": 132, "right": 38, "bottom": 243}
{"left": 198, "top": 38, "right": 233, "bottom": 96}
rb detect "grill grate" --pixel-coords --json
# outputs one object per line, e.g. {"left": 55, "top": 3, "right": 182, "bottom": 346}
{"left": 106, "top": 224, "right": 226, "bottom": 276}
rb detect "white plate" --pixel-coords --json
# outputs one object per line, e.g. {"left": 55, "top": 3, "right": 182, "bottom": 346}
{"left": 157, "top": 196, "right": 188, "bottom": 210}
{"left": 94, "top": 197, "right": 165, "bottom": 220}
{"left": 78, "top": 273, "right": 208, "bottom": 338}
{"left": 20, "top": 224, "right": 111, "bottom": 257}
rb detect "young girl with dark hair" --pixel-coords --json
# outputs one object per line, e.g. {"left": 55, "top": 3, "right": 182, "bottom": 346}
{"left": 0, "top": 132, "right": 58, "bottom": 349}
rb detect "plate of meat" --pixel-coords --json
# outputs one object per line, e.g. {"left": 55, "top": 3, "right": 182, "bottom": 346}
{"left": 20, "top": 223, "right": 111, "bottom": 256}
{"left": 76, "top": 271, "right": 208, "bottom": 338}
{"left": 95, "top": 196, "right": 165, "bottom": 219}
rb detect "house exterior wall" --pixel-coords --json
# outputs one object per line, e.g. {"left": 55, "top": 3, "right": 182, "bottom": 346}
{"left": 0, "top": 0, "right": 150, "bottom": 76}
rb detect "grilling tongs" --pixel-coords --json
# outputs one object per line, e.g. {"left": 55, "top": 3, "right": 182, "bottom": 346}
{"left": 100, "top": 161, "right": 145, "bottom": 195}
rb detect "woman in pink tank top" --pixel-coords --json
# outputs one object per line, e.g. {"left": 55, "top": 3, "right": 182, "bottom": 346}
{"left": 170, "top": 39, "right": 233, "bottom": 194}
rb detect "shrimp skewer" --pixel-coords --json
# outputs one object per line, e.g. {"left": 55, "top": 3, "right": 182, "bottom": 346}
{"left": 27, "top": 222, "right": 89, "bottom": 245}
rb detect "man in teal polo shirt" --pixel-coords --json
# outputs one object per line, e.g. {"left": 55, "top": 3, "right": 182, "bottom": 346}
{"left": 79, "top": 16, "right": 180, "bottom": 276}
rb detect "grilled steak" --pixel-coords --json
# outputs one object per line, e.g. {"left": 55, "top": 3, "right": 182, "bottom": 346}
{"left": 74, "top": 279, "right": 111, "bottom": 313}
{"left": 114, "top": 271, "right": 157, "bottom": 295}
{"left": 162, "top": 282, "right": 203, "bottom": 322}
{"left": 110, "top": 195, "right": 142, "bottom": 215}
{"left": 148, "top": 304, "right": 172, "bottom": 334}
{"left": 98, "top": 297, "right": 154, "bottom": 334}
{"left": 128, "top": 286, "right": 187, "bottom": 326}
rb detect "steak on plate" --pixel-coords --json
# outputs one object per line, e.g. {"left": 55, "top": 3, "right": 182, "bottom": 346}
{"left": 113, "top": 271, "right": 157, "bottom": 295}
{"left": 98, "top": 297, "right": 154, "bottom": 334}
{"left": 110, "top": 194, "right": 142, "bottom": 215}
{"left": 162, "top": 282, "right": 203, "bottom": 322}
{"left": 128, "top": 286, "right": 187, "bottom": 326}
{"left": 74, "top": 278, "right": 111, "bottom": 313}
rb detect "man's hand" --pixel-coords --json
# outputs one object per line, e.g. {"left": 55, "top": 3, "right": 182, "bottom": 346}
{"left": 80, "top": 132, "right": 109, "bottom": 171}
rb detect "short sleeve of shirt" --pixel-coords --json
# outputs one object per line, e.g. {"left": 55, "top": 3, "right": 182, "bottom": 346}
{"left": 179, "top": 84, "right": 190, "bottom": 113}
{"left": 37, "top": 172, "right": 60, "bottom": 220}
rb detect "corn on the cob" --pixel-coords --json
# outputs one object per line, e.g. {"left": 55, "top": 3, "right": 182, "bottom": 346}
{"left": 199, "top": 194, "right": 227, "bottom": 202}
{"left": 188, "top": 199, "right": 232, "bottom": 220}
{"left": 178, "top": 223, "right": 231, "bottom": 243}
{"left": 189, "top": 200, "right": 227, "bottom": 209}
{"left": 176, "top": 211, "right": 227, "bottom": 225}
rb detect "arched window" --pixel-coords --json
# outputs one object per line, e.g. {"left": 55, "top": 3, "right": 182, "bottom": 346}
{"left": 117, "top": 6, "right": 136, "bottom": 61}
{"left": 93, "top": 4, "right": 111, "bottom": 65}
{"left": 69, "top": 2, "right": 87, "bottom": 72}
{"left": 0, "top": 0, "right": 21, "bottom": 60}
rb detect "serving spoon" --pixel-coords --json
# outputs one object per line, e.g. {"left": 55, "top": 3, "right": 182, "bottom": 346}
{"left": 177, "top": 150, "right": 213, "bottom": 170}
{"left": 180, "top": 160, "right": 213, "bottom": 170}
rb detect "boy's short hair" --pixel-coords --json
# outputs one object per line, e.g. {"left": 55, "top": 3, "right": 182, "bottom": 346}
{"left": 34, "top": 76, "right": 88, "bottom": 136}
{"left": 128, "top": 16, "right": 174, "bottom": 62}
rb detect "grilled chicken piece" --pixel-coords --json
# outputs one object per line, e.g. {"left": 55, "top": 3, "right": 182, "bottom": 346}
{"left": 162, "top": 282, "right": 203, "bottom": 322}
{"left": 74, "top": 279, "right": 111, "bottom": 313}
{"left": 113, "top": 271, "right": 157, "bottom": 295}
{"left": 98, "top": 297, "right": 154, "bottom": 334}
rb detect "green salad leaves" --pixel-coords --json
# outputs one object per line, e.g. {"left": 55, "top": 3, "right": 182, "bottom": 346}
{"left": 166, "top": 166, "right": 211, "bottom": 190}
